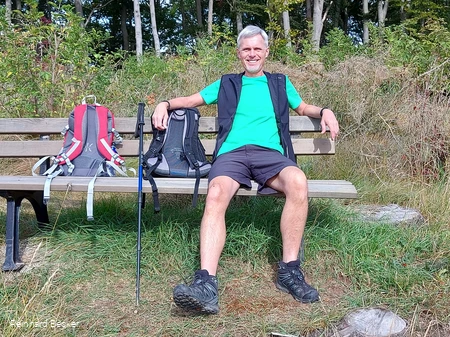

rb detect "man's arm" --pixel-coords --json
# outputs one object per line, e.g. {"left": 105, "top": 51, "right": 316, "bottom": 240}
{"left": 293, "top": 101, "right": 339, "bottom": 141}
{"left": 152, "top": 93, "right": 205, "bottom": 130}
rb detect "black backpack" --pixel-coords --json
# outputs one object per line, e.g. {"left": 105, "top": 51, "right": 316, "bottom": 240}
{"left": 143, "top": 108, "right": 211, "bottom": 212}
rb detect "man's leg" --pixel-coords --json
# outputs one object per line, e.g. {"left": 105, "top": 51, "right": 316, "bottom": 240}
{"left": 200, "top": 176, "right": 240, "bottom": 275}
{"left": 266, "top": 166, "right": 308, "bottom": 262}
{"left": 173, "top": 176, "right": 240, "bottom": 314}
{"left": 266, "top": 166, "right": 320, "bottom": 303}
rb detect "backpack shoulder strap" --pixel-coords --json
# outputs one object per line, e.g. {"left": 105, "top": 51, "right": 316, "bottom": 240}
{"left": 182, "top": 108, "right": 202, "bottom": 207}
{"left": 55, "top": 104, "right": 86, "bottom": 166}
{"left": 95, "top": 105, "right": 125, "bottom": 166}
{"left": 143, "top": 123, "right": 166, "bottom": 171}
{"left": 183, "top": 108, "right": 200, "bottom": 168}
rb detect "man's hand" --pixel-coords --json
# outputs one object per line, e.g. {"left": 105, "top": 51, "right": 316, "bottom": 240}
{"left": 294, "top": 102, "right": 340, "bottom": 141}
{"left": 152, "top": 101, "right": 170, "bottom": 130}
{"left": 320, "top": 108, "right": 339, "bottom": 141}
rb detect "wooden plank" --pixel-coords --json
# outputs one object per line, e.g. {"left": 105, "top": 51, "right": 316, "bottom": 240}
{"left": 0, "top": 176, "right": 358, "bottom": 199}
{"left": 0, "top": 116, "right": 326, "bottom": 134}
{"left": 0, "top": 138, "right": 335, "bottom": 158}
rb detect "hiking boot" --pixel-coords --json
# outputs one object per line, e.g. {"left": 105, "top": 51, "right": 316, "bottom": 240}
{"left": 173, "top": 269, "right": 219, "bottom": 314}
{"left": 276, "top": 260, "right": 320, "bottom": 303}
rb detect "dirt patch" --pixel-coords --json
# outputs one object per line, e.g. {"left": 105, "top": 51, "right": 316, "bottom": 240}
{"left": 0, "top": 239, "right": 56, "bottom": 280}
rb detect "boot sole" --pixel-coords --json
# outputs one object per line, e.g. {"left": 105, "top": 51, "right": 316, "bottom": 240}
{"left": 173, "top": 292, "right": 219, "bottom": 314}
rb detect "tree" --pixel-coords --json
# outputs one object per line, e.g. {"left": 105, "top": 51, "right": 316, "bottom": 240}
{"left": 208, "top": 0, "right": 213, "bottom": 35}
{"left": 378, "top": 0, "right": 388, "bottom": 29}
{"left": 5, "top": 0, "right": 11, "bottom": 25}
{"left": 312, "top": 0, "right": 325, "bottom": 51}
{"left": 121, "top": 2, "right": 130, "bottom": 51}
{"left": 74, "top": 0, "right": 83, "bottom": 17}
{"left": 133, "top": 0, "right": 143, "bottom": 60}
{"left": 196, "top": 0, "right": 203, "bottom": 27}
{"left": 363, "top": 0, "right": 369, "bottom": 44}
{"left": 149, "top": 0, "right": 161, "bottom": 56}
{"left": 306, "top": 0, "right": 312, "bottom": 21}
{"left": 282, "top": 0, "right": 292, "bottom": 47}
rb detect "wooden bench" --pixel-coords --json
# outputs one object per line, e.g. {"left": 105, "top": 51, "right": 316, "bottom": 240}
{"left": 0, "top": 116, "right": 357, "bottom": 272}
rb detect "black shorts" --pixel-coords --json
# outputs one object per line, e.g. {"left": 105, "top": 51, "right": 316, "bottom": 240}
{"left": 208, "top": 145, "right": 297, "bottom": 194}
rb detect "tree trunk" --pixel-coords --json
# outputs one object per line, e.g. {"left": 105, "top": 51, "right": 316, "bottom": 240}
{"left": 16, "top": 0, "right": 22, "bottom": 10}
{"left": 363, "top": 0, "right": 369, "bottom": 44}
{"left": 6, "top": 0, "right": 12, "bottom": 25}
{"left": 149, "top": 0, "right": 161, "bottom": 57}
{"left": 180, "top": 0, "right": 187, "bottom": 32}
{"left": 121, "top": 3, "right": 129, "bottom": 51}
{"left": 236, "top": 11, "right": 243, "bottom": 33}
{"left": 378, "top": 0, "right": 388, "bottom": 29}
{"left": 306, "top": 0, "right": 312, "bottom": 21}
{"left": 312, "top": 0, "right": 324, "bottom": 52}
{"left": 400, "top": 0, "right": 408, "bottom": 21}
{"left": 282, "top": 2, "right": 291, "bottom": 48}
{"left": 207, "top": 0, "right": 213, "bottom": 36}
{"left": 75, "top": 0, "right": 83, "bottom": 17}
{"left": 196, "top": 0, "right": 203, "bottom": 27}
{"left": 133, "top": 0, "right": 143, "bottom": 60}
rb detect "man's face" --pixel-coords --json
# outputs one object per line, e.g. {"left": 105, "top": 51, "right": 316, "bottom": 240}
{"left": 237, "top": 34, "right": 269, "bottom": 77}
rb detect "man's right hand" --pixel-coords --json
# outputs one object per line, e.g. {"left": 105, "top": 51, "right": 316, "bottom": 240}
{"left": 152, "top": 101, "right": 170, "bottom": 130}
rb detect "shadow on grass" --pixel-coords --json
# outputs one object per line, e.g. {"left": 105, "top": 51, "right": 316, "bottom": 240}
{"left": 29, "top": 194, "right": 348, "bottom": 275}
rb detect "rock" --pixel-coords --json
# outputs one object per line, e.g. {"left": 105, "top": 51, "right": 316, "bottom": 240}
{"left": 352, "top": 204, "right": 425, "bottom": 226}
{"left": 337, "top": 307, "right": 407, "bottom": 337}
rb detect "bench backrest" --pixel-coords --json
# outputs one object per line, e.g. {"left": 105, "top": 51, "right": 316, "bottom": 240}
{"left": 0, "top": 116, "right": 334, "bottom": 158}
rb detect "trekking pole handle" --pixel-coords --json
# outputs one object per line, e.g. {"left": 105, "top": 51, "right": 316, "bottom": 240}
{"left": 134, "top": 102, "right": 146, "bottom": 138}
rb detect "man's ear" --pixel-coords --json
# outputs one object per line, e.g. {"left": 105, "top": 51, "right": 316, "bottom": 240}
{"left": 266, "top": 48, "right": 270, "bottom": 57}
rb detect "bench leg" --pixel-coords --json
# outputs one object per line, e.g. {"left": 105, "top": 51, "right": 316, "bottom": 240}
{"left": 26, "top": 191, "right": 50, "bottom": 228}
{"left": 2, "top": 197, "right": 24, "bottom": 271}
{"left": 2, "top": 191, "right": 49, "bottom": 272}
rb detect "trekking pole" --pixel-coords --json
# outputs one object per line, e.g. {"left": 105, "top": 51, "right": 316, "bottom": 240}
{"left": 134, "top": 102, "right": 146, "bottom": 306}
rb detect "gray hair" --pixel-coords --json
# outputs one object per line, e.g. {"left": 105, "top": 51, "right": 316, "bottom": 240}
{"left": 237, "top": 25, "right": 269, "bottom": 49}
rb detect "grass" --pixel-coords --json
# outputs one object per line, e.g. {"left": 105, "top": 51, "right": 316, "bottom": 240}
{"left": 1, "top": 192, "right": 449, "bottom": 336}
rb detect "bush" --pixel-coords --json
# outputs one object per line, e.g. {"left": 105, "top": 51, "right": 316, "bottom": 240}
{"left": 0, "top": 2, "right": 115, "bottom": 117}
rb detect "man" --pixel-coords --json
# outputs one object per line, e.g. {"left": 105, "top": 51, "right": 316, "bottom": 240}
{"left": 152, "top": 25, "right": 339, "bottom": 314}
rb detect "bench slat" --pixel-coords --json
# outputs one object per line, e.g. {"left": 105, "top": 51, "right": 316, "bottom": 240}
{"left": 0, "top": 138, "right": 335, "bottom": 158}
{"left": 0, "top": 116, "right": 324, "bottom": 134}
{"left": 0, "top": 176, "right": 358, "bottom": 199}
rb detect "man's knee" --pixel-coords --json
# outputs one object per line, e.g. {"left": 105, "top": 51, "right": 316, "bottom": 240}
{"left": 283, "top": 168, "right": 308, "bottom": 199}
{"left": 206, "top": 177, "right": 238, "bottom": 206}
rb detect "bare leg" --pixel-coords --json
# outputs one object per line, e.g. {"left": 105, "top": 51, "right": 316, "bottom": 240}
{"left": 200, "top": 176, "right": 240, "bottom": 275}
{"left": 266, "top": 166, "right": 309, "bottom": 263}
{"left": 266, "top": 166, "right": 318, "bottom": 303}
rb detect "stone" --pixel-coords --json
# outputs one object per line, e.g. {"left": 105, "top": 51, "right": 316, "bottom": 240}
{"left": 352, "top": 204, "right": 425, "bottom": 226}
{"left": 337, "top": 307, "right": 407, "bottom": 337}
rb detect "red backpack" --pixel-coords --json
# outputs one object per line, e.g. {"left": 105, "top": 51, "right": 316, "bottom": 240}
{"left": 33, "top": 96, "right": 133, "bottom": 219}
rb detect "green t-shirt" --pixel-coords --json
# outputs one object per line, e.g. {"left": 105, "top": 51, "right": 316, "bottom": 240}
{"left": 200, "top": 74, "right": 302, "bottom": 157}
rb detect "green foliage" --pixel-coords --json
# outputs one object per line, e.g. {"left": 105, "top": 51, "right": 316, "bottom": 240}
{"left": 382, "top": 19, "right": 450, "bottom": 92}
{"left": 0, "top": 1, "right": 115, "bottom": 117}
{"left": 318, "top": 28, "right": 359, "bottom": 69}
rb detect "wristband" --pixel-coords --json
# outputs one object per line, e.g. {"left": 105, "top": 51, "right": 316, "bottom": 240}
{"left": 320, "top": 107, "right": 328, "bottom": 118}
{"left": 162, "top": 100, "right": 171, "bottom": 110}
